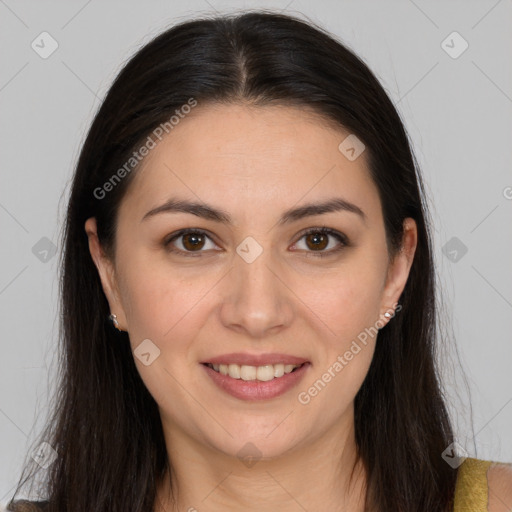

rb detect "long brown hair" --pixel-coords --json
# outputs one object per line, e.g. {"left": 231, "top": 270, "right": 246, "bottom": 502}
{"left": 7, "top": 10, "right": 458, "bottom": 511}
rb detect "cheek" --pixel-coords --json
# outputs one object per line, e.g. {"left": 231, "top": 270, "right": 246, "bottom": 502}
{"left": 119, "top": 242, "right": 387, "bottom": 353}
{"left": 118, "top": 263, "right": 216, "bottom": 414}
{"left": 117, "top": 253, "right": 230, "bottom": 398}
{"left": 298, "top": 259, "right": 386, "bottom": 342}
{"left": 120, "top": 264, "right": 211, "bottom": 347}
{"left": 294, "top": 267, "right": 383, "bottom": 416}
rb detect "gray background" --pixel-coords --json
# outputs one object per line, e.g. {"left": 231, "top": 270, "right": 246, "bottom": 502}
{"left": 1, "top": 0, "right": 511, "bottom": 503}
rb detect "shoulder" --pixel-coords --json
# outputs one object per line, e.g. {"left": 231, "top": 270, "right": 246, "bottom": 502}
{"left": 487, "top": 461, "right": 512, "bottom": 512}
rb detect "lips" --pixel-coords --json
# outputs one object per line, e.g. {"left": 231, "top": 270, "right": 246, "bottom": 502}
{"left": 201, "top": 352, "right": 309, "bottom": 366}
{"left": 202, "top": 362, "right": 310, "bottom": 401}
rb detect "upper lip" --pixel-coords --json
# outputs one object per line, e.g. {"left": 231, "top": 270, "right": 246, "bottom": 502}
{"left": 201, "top": 353, "right": 309, "bottom": 366}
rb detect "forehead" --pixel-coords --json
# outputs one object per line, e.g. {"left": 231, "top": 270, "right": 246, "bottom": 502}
{"left": 119, "top": 103, "right": 380, "bottom": 223}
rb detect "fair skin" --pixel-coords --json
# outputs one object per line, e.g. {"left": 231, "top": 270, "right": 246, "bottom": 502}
{"left": 488, "top": 463, "right": 512, "bottom": 511}
{"left": 84, "top": 103, "right": 512, "bottom": 511}
{"left": 85, "top": 102, "right": 420, "bottom": 511}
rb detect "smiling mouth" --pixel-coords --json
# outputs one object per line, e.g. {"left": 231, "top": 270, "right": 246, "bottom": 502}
{"left": 203, "top": 362, "right": 305, "bottom": 381}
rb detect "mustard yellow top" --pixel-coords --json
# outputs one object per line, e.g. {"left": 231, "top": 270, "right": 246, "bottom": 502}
{"left": 454, "top": 457, "right": 492, "bottom": 511}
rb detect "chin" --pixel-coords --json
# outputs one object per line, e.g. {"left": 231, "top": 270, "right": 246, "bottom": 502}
{"left": 205, "top": 424, "right": 303, "bottom": 463}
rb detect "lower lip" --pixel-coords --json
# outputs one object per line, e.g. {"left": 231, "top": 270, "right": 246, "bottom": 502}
{"left": 201, "top": 363, "right": 311, "bottom": 401}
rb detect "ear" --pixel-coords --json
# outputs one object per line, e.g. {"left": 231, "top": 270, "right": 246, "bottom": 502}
{"left": 379, "top": 218, "right": 417, "bottom": 324}
{"left": 84, "top": 217, "right": 128, "bottom": 331}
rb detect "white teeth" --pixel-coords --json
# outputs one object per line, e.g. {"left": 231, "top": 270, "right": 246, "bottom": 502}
{"left": 207, "top": 362, "right": 303, "bottom": 381}
{"left": 273, "top": 363, "right": 284, "bottom": 378}
{"left": 257, "top": 365, "right": 275, "bottom": 382}
{"left": 228, "top": 363, "right": 241, "bottom": 379}
{"left": 240, "top": 365, "right": 257, "bottom": 381}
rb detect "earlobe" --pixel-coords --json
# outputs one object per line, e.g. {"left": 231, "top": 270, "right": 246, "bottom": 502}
{"left": 84, "top": 217, "right": 128, "bottom": 331}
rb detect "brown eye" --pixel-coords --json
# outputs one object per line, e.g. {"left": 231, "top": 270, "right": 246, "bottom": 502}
{"left": 165, "top": 229, "right": 217, "bottom": 255}
{"left": 304, "top": 231, "right": 329, "bottom": 251}
{"left": 293, "top": 228, "right": 348, "bottom": 257}
{"left": 181, "top": 232, "right": 206, "bottom": 251}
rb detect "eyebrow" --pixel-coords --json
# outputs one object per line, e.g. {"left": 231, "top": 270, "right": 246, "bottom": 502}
{"left": 141, "top": 196, "right": 366, "bottom": 226}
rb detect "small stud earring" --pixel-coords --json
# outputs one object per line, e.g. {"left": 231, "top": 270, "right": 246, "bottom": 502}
{"left": 109, "top": 313, "right": 124, "bottom": 332}
{"left": 384, "top": 312, "right": 392, "bottom": 319}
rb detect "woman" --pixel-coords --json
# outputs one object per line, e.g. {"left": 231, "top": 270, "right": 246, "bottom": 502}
{"left": 4, "top": 10, "right": 511, "bottom": 512}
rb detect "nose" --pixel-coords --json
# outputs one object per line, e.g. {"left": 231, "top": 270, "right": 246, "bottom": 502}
{"left": 219, "top": 243, "right": 294, "bottom": 339}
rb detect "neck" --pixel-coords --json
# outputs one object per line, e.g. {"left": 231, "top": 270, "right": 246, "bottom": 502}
{"left": 155, "top": 408, "right": 367, "bottom": 512}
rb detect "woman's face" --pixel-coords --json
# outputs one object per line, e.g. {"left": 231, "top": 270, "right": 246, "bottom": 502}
{"left": 86, "top": 103, "right": 416, "bottom": 460}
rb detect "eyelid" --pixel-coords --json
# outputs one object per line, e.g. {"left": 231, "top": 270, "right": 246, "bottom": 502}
{"left": 164, "top": 228, "right": 220, "bottom": 256}
{"left": 291, "top": 227, "right": 348, "bottom": 258}
{"left": 294, "top": 226, "right": 348, "bottom": 246}
{"left": 164, "top": 227, "right": 349, "bottom": 257}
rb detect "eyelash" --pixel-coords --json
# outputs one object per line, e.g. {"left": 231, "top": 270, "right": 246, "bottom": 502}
{"left": 164, "top": 227, "right": 349, "bottom": 259}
